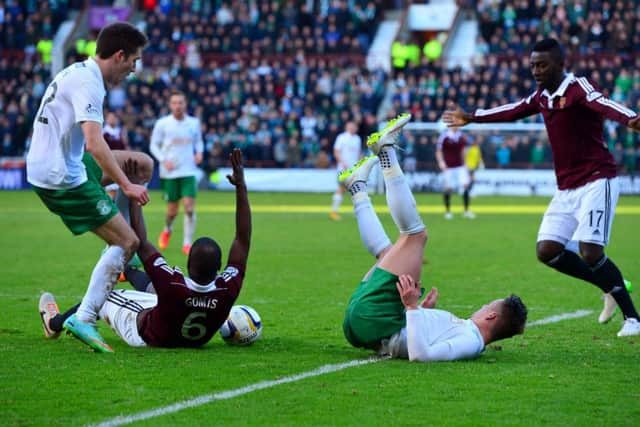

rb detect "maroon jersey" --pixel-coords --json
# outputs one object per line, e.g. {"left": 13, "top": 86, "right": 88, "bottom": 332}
{"left": 472, "top": 73, "right": 637, "bottom": 190}
{"left": 103, "top": 125, "right": 126, "bottom": 150}
{"left": 139, "top": 253, "right": 244, "bottom": 347}
{"left": 437, "top": 129, "right": 467, "bottom": 167}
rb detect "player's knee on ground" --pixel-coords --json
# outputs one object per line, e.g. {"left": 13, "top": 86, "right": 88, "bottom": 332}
{"left": 536, "top": 240, "right": 563, "bottom": 264}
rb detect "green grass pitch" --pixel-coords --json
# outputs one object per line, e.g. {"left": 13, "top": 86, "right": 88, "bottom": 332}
{"left": 1, "top": 190, "right": 639, "bottom": 426}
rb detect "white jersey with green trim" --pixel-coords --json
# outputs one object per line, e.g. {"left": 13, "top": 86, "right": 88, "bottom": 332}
{"left": 26, "top": 58, "right": 105, "bottom": 189}
{"left": 392, "top": 308, "right": 485, "bottom": 362}
{"left": 149, "top": 114, "right": 204, "bottom": 179}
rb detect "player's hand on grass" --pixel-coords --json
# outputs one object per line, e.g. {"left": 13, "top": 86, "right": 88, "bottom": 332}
{"left": 442, "top": 103, "right": 471, "bottom": 128}
{"left": 421, "top": 287, "right": 438, "bottom": 309}
{"left": 396, "top": 274, "right": 422, "bottom": 310}
{"left": 226, "top": 149, "right": 246, "bottom": 187}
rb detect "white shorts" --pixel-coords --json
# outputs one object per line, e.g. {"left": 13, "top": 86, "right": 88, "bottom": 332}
{"left": 104, "top": 183, "right": 119, "bottom": 192}
{"left": 98, "top": 289, "right": 158, "bottom": 347}
{"left": 537, "top": 177, "right": 619, "bottom": 247}
{"left": 442, "top": 166, "right": 470, "bottom": 191}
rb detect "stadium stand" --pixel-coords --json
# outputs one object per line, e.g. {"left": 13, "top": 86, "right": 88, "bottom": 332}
{"left": 1, "top": 0, "right": 638, "bottom": 174}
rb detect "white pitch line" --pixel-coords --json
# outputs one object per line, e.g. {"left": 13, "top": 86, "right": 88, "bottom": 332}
{"left": 88, "top": 309, "right": 593, "bottom": 427}
{"left": 88, "top": 357, "right": 387, "bottom": 427}
{"left": 526, "top": 309, "right": 593, "bottom": 326}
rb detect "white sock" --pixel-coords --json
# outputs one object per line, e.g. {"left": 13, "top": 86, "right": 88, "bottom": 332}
{"left": 114, "top": 188, "right": 130, "bottom": 224}
{"left": 331, "top": 193, "right": 343, "bottom": 213}
{"left": 385, "top": 174, "right": 425, "bottom": 234}
{"left": 378, "top": 147, "right": 403, "bottom": 180}
{"left": 183, "top": 212, "right": 196, "bottom": 245}
{"left": 76, "top": 246, "right": 125, "bottom": 323}
{"left": 352, "top": 192, "right": 391, "bottom": 257}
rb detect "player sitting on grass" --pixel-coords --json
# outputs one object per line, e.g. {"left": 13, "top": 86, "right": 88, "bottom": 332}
{"left": 38, "top": 150, "right": 251, "bottom": 351}
{"left": 341, "top": 114, "right": 527, "bottom": 361}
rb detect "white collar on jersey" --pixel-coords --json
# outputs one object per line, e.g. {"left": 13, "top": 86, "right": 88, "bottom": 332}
{"left": 185, "top": 276, "right": 217, "bottom": 293}
{"left": 541, "top": 72, "right": 575, "bottom": 100}
{"left": 85, "top": 57, "right": 106, "bottom": 90}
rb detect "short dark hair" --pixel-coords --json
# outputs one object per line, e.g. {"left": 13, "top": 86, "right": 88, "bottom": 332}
{"left": 96, "top": 21, "right": 148, "bottom": 59}
{"left": 187, "top": 237, "right": 222, "bottom": 284}
{"left": 169, "top": 90, "right": 186, "bottom": 100}
{"left": 531, "top": 38, "right": 564, "bottom": 63}
{"left": 494, "top": 294, "right": 528, "bottom": 341}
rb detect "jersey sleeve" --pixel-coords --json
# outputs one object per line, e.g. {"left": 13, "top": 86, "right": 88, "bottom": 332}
{"left": 472, "top": 92, "right": 540, "bottom": 123}
{"left": 575, "top": 77, "right": 637, "bottom": 125}
{"left": 218, "top": 263, "right": 245, "bottom": 299}
{"left": 142, "top": 252, "right": 183, "bottom": 295}
{"left": 71, "top": 79, "right": 104, "bottom": 124}
{"left": 149, "top": 119, "right": 165, "bottom": 162}
{"left": 405, "top": 310, "right": 482, "bottom": 362}
{"left": 194, "top": 119, "right": 204, "bottom": 154}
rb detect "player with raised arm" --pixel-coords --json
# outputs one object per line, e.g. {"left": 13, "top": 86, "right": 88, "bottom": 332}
{"left": 150, "top": 90, "right": 204, "bottom": 255}
{"left": 26, "top": 22, "right": 152, "bottom": 352}
{"left": 340, "top": 115, "right": 527, "bottom": 361}
{"left": 443, "top": 38, "right": 640, "bottom": 337}
{"left": 436, "top": 127, "right": 474, "bottom": 219}
{"left": 39, "top": 150, "right": 252, "bottom": 349}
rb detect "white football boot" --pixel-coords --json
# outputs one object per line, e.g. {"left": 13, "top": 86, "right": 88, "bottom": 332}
{"left": 617, "top": 318, "right": 640, "bottom": 337}
{"left": 39, "top": 292, "right": 61, "bottom": 339}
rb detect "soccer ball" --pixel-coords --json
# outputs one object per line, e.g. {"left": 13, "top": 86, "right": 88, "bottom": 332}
{"left": 220, "top": 305, "right": 262, "bottom": 345}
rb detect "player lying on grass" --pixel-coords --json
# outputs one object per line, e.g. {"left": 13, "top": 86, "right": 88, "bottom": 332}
{"left": 38, "top": 150, "right": 251, "bottom": 351}
{"left": 341, "top": 115, "right": 527, "bottom": 362}
{"left": 443, "top": 38, "right": 640, "bottom": 337}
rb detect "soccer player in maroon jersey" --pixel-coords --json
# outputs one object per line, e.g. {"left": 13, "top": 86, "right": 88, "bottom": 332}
{"left": 442, "top": 38, "right": 640, "bottom": 337}
{"left": 436, "top": 127, "right": 474, "bottom": 219}
{"left": 39, "top": 149, "right": 252, "bottom": 349}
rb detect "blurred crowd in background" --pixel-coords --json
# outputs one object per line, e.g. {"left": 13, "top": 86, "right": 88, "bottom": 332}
{"left": 1, "top": 0, "right": 638, "bottom": 174}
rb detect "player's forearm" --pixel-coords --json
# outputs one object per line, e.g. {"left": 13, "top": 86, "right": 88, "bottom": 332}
{"left": 129, "top": 196, "right": 154, "bottom": 259}
{"left": 235, "top": 183, "right": 251, "bottom": 249}
{"left": 472, "top": 99, "right": 537, "bottom": 123}
{"left": 86, "top": 138, "right": 131, "bottom": 189}
{"left": 587, "top": 97, "right": 637, "bottom": 126}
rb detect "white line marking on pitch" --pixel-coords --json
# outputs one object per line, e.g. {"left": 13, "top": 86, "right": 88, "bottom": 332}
{"left": 88, "top": 309, "right": 592, "bottom": 427}
{"left": 87, "top": 357, "right": 387, "bottom": 427}
{"left": 526, "top": 309, "right": 593, "bottom": 326}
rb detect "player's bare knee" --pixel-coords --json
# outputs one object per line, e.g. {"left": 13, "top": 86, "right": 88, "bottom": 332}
{"left": 414, "top": 230, "right": 428, "bottom": 245}
{"left": 580, "top": 246, "right": 604, "bottom": 266}
{"left": 536, "top": 241, "right": 560, "bottom": 264}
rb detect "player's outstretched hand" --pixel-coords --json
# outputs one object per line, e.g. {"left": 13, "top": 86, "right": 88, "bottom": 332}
{"left": 629, "top": 115, "right": 640, "bottom": 132}
{"left": 421, "top": 287, "right": 438, "bottom": 309}
{"left": 442, "top": 103, "right": 471, "bottom": 128}
{"left": 396, "top": 274, "right": 422, "bottom": 310}
{"left": 121, "top": 158, "right": 149, "bottom": 205}
{"left": 226, "top": 148, "right": 246, "bottom": 188}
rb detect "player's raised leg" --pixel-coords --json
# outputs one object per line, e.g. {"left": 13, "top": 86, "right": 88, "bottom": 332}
{"left": 340, "top": 155, "right": 391, "bottom": 261}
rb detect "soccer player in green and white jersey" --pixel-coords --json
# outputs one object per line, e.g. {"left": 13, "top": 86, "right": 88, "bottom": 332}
{"left": 26, "top": 22, "right": 151, "bottom": 353}
{"left": 341, "top": 114, "right": 527, "bottom": 361}
{"left": 150, "top": 90, "right": 204, "bottom": 255}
